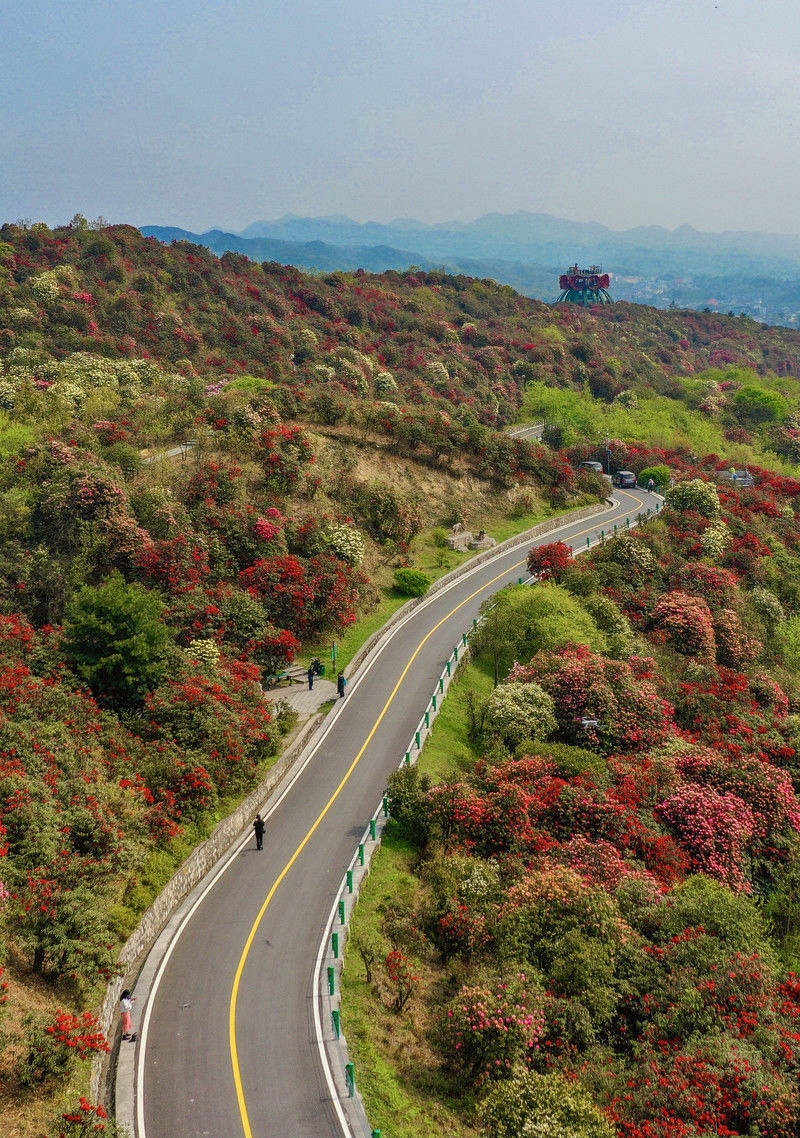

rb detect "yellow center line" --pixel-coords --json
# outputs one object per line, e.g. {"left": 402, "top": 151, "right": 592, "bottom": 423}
{"left": 228, "top": 498, "right": 645, "bottom": 1135}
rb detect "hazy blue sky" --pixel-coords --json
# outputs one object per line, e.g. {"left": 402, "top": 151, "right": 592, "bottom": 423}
{"left": 2, "top": 0, "right": 799, "bottom": 235}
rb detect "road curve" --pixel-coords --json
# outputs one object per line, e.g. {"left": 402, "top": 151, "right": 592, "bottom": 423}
{"left": 132, "top": 488, "right": 659, "bottom": 1138}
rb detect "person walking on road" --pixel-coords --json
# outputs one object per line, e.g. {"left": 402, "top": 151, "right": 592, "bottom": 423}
{"left": 307, "top": 665, "right": 315, "bottom": 691}
{"left": 253, "top": 814, "right": 265, "bottom": 850}
{"left": 121, "top": 989, "right": 135, "bottom": 1041}
{"left": 337, "top": 671, "right": 347, "bottom": 698}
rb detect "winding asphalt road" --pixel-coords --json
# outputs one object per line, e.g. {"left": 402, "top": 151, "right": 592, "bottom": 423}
{"left": 131, "top": 486, "right": 658, "bottom": 1138}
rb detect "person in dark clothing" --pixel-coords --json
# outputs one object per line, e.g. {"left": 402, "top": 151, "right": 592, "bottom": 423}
{"left": 311, "top": 657, "right": 323, "bottom": 675}
{"left": 337, "top": 671, "right": 347, "bottom": 698}
{"left": 253, "top": 814, "right": 265, "bottom": 850}
{"left": 307, "top": 666, "right": 315, "bottom": 690}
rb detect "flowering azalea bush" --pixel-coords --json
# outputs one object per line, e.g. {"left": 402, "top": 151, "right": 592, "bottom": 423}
{"left": 510, "top": 644, "right": 675, "bottom": 753}
{"left": 439, "top": 973, "right": 544, "bottom": 1083}
{"left": 526, "top": 541, "right": 573, "bottom": 580}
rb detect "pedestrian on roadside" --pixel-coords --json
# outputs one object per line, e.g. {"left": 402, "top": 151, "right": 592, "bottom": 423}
{"left": 337, "top": 671, "right": 347, "bottom": 698}
{"left": 647, "top": 477, "right": 655, "bottom": 492}
{"left": 253, "top": 813, "right": 265, "bottom": 851}
{"left": 307, "top": 665, "right": 315, "bottom": 691}
{"left": 121, "top": 989, "right": 135, "bottom": 1041}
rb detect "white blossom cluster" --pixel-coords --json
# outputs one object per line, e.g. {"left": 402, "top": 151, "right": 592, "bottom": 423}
{"left": 326, "top": 523, "right": 365, "bottom": 566}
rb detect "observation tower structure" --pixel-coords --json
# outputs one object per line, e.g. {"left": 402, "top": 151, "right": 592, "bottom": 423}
{"left": 556, "top": 264, "right": 613, "bottom": 306}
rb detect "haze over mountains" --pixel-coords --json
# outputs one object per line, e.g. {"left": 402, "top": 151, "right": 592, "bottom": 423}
{"left": 141, "top": 211, "right": 800, "bottom": 328}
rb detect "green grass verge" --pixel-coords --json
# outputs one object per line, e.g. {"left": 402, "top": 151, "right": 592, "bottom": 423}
{"left": 340, "top": 833, "right": 480, "bottom": 1138}
{"left": 340, "top": 655, "right": 494, "bottom": 1137}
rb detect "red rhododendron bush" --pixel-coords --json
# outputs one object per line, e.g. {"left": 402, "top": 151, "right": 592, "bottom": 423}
{"left": 381, "top": 461, "right": 800, "bottom": 1135}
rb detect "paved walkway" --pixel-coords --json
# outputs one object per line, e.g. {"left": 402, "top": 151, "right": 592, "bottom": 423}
{"left": 263, "top": 677, "right": 339, "bottom": 718}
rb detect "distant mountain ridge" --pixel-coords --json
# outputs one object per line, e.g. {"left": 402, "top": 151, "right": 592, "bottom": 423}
{"left": 141, "top": 211, "right": 800, "bottom": 327}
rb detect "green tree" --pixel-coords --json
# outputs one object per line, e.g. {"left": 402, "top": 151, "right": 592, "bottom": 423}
{"left": 733, "top": 384, "right": 789, "bottom": 424}
{"left": 473, "top": 584, "right": 607, "bottom": 684}
{"left": 480, "top": 1069, "right": 614, "bottom": 1138}
{"left": 63, "top": 575, "right": 172, "bottom": 706}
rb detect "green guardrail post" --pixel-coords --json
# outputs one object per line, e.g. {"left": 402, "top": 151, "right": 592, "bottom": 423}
{"left": 439, "top": 676, "right": 444, "bottom": 693}
{"left": 462, "top": 632, "right": 468, "bottom": 646}
{"left": 518, "top": 576, "right": 524, "bottom": 584}
{"left": 586, "top": 535, "right": 591, "bottom": 547}
{"left": 453, "top": 645, "right": 459, "bottom": 661}
{"left": 369, "top": 818, "right": 377, "bottom": 840}
{"left": 338, "top": 899, "right": 346, "bottom": 924}
{"left": 601, "top": 529, "right": 605, "bottom": 540}
{"left": 446, "top": 659, "right": 452, "bottom": 676}
{"left": 346, "top": 869, "right": 353, "bottom": 893}
{"left": 327, "top": 966, "right": 335, "bottom": 995}
{"left": 613, "top": 523, "right": 617, "bottom": 532}
{"left": 626, "top": 516, "right": 630, "bottom": 527}
{"left": 415, "top": 730, "right": 421, "bottom": 748}
{"left": 358, "top": 843, "right": 365, "bottom": 866}
{"left": 383, "top": 795, "right": 389, "bottom": 816}
{"left": 656, "top": 502, "right": 660, "bottom": 512}
{"left": 332, "top": 1009, "right": 340, "bottom": 1038}
{"left": 424, "top": 710, "right": 430, "bottom": 727}
{"left": 345, "top": 1063, "right": 355, "bottom": 1097}
{"left": 332, "top": 931, "right": 339, "bottom": 958}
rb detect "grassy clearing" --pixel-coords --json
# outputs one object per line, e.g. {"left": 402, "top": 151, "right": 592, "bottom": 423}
{"left": 519, "top": 381, "right": 799, "bottom": 474}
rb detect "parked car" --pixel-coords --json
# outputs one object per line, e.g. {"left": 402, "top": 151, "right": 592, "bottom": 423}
{"left": 611, "top": 470, "right": 638, "bottom": 488}
{"left": 577, "top": 460, "right": 605, "bottom": 473}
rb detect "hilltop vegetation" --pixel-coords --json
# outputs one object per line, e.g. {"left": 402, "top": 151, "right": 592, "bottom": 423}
{"left": 2, "top": 217, "right": 800, "bottom": 1133}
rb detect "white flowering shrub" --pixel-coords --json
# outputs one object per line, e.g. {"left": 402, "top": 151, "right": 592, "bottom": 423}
{"left": 312, "top": 363, "right": 336, "bottom": 383}
{"left": 748, "top": 587, "right": 785, "bottom": 626}
{"left": 665, "top": 478, "right": 722, "bottom": 519}
{"left": 0, "top": 380, "right": 16, "bottom": 409}
{"left": 297, "top": 327, "right": 318, "bottom": 351}
{"left": 607, "top": 532, "right": 657, "bottom": 575}
{"left": 30, "top": 271, "right": 62, "bottom": 306}
{"left": 700, "top": 521, "right": 730, "bottom": 559}
{"left": 375, "top": 371, "right": 398, "bottom": 395}
{"left": 326, "top": 523, "right": 365, "bottom": 566}
{"left": 425, "top": 360, "right": 449, "bottom": 387}
{"left": 9, "top": 307, "right": 36, "bottom": 328}
{"left": 185, "top": 639, "right": 221, "bottom": 675}
{"left": 484, "top": 682, "right": 557, "bottom": 746}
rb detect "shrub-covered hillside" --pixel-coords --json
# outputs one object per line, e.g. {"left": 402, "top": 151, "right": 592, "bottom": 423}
{"left": 0, "top": 221, "right": 607, "bottom": 1136}
{"left": 3, "top": 217, "right": 800, "bottom": 1135}
{"left": 352, "top": 458, "right": 800, "bottom": 1138}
